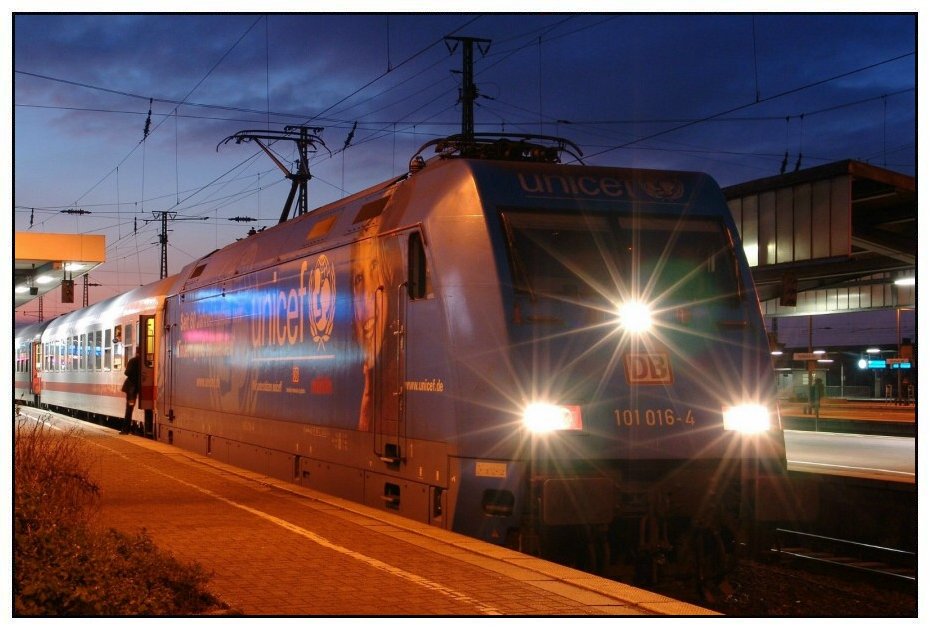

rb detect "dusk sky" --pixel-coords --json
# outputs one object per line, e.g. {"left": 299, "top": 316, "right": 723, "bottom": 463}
{"left": 11, "top": 10, "right": 919, "bottom": 326}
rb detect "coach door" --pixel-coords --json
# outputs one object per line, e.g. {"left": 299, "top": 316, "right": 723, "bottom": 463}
{"left": 138, "top": 315, "right": 156, "bottom": 437}
{"left": 31, "top": 341, "right": 42, "bottom": 401}
{"left": 138, "top": 315, "right": 156, "bottom": 409}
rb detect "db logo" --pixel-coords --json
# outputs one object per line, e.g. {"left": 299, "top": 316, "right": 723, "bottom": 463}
{"left": 624, "top": 353, "right": 673, "bottom": 384}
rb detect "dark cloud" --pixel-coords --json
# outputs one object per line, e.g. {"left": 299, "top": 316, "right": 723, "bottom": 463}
{"left": 13, "top": 12, "right": 917, "bottom": 321}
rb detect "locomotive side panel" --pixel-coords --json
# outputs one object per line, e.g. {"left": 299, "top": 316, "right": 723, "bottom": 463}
{"left": 158, "top": 185, "right": 463, "bottom": 522}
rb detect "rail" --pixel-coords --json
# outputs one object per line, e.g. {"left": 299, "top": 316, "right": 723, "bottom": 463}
{"left": 771, "top": 529, "right": 915, "bottom": 583}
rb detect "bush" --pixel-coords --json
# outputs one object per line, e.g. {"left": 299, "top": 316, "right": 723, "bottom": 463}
{"left": 14, "top": 412, "right": 99, "bottom": 535}
{"left": 15, "top": 524, "right": 223, "bottom": 616}
{"left": 13, "top": 412, "right": 231, "bottom": 616}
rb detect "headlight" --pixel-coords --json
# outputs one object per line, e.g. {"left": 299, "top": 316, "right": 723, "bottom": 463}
{"left": 523, "top": 403, "right": 583, "bottom": 433}
{"left": 618, "top": 301, "right": 653, "bottom": 333}
{"left": 722, "top": 403, "right": 771, "bottom": 434}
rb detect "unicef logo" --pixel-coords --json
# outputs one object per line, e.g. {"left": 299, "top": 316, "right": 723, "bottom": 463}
{"left": 308, "top": 254, "right": 336, "bottom": 348}
{"left": 640, "top": 177, "right": 685, "bottom": 201}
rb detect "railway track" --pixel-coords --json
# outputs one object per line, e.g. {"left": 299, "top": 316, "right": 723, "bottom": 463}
{"left": 771, "top": 528, "right": 916, "bottom": 584}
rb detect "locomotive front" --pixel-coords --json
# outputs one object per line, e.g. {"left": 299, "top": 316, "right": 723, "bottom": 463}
{"left": 442, "top": 158, "right": 788, "bottom": 586}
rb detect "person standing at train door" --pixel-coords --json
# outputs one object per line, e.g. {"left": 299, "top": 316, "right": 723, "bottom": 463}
{"left": 120, "top": 346, "right": 142, "bottom": 435}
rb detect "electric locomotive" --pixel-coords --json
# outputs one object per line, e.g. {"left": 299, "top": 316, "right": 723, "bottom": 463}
{"left": 16, "top": 134, "right": 788, "bottom": 587}
{"left": 159, "top": 133, "right": 787, "bottom": 582}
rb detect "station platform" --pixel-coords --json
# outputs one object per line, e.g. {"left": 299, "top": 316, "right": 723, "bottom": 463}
{"left": 30, "top": 410, "right": 715, "bottom": 616}
{"left": 779, "top": 400, "right": 915, "bottom": 437}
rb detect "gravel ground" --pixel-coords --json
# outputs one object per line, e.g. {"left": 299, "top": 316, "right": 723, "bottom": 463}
{"left": 658, "top": 559, "right": 917, "bottom": 617}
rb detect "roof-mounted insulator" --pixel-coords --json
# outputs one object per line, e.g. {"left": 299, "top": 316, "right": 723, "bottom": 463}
{"left": 409, "top": 155, "right": 426, "bottom": 173}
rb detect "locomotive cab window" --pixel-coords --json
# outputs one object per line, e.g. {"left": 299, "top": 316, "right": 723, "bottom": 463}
{"left": 501, "top": 211, "right": 742, "bottom": 310}
{"left": 407, "top": 231, "right": 431, "bottom": 300}
{"left": 615, "top": 216, "right": 741, "bottom": 305}
{"left": 501, "top": 211, "right": 615, "bottom": 301}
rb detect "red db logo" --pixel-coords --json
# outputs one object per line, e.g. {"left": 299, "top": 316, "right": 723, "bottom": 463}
{"left": 624, "top": 353, "right": 673, "bottom": 384}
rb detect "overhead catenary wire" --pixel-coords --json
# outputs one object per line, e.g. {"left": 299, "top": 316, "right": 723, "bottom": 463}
{"left": 16, "top": 46, "right": 914, "bottom": 226}
{"left": 14, "top": 16, "right": 915, "bottom": 320}
{"left": 582, "top": 51, "right": 915, "bottom": 163}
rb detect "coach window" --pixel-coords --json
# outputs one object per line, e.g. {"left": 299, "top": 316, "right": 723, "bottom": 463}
{"left": 144, "top": 318, "right": 155, "bottom": 367}
{"left": 104, "top": 328, "right": 112, "bottom": 370}
{"left": 113, "top": 326, "right": 123, "bottom": 371}
{"left": 78, "top": 334, "right": 86, "bottom": 370}
{"left": 72, "top": 336, "right": 80, "bottom": 371}
{"left": 95, "top": 330, "right": 103, "bottom": 370}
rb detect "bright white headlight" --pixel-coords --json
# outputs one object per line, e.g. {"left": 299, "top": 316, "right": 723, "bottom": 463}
{"left": 523, "top": 403, "right": 583, "bottom": 433}
{"left": 618, "top": 301, "right": 653, "bottom": 333}
{"left": 722, "top": 404, "right": 771, "bottom": 434}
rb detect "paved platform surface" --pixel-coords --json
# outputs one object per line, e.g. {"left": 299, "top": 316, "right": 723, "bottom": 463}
{"left": 24, "top": 409, "right": 716, "bottom": 617}
{"left": 780, "top": 400, "right": 915, "bottom": 437}
{"left": 780, "top": 399, "right": 915, "bottom": 422}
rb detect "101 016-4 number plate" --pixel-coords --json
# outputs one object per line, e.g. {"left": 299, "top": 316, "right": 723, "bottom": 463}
{"left": 614, "top": 408, "right": 695, "bottom": 428}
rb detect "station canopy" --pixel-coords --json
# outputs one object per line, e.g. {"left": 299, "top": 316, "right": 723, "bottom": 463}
{"left": 14, "top": 232, "right": 106, "bottom": 310}
{"left": 723, "top": 160, "right": 915, "bottom": 315}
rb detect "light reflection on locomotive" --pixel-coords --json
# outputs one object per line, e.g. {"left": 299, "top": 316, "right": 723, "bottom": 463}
{"left": 14, "top": 134, "right": 790, "bottom": 596}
